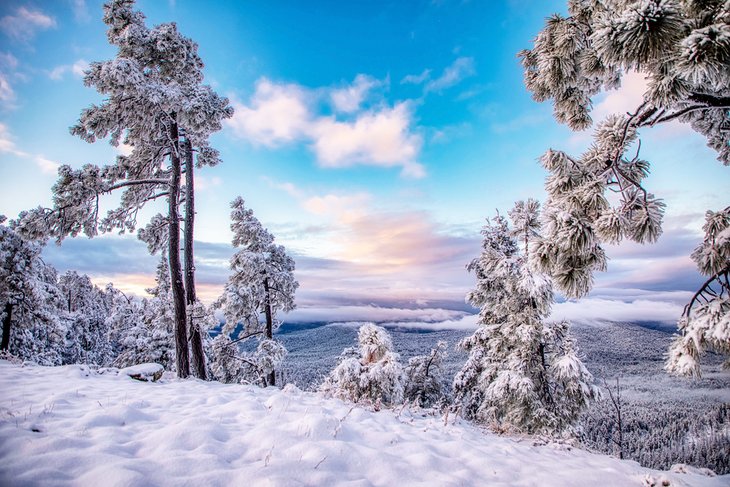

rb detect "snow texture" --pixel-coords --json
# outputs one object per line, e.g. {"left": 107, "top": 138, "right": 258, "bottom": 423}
{"left": 1, "top": 360, "right": 727, "bottom": 486}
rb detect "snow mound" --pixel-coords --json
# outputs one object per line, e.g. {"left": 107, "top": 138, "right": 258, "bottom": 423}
{"left": 0, "top": 360, "right": 726, "bottom": 486}
{"left": 119, "top": 363, "right": 164, "bottom": 382}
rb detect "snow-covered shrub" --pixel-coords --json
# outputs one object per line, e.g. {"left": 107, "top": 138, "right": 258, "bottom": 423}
{"left": 208, "top": 335, "right": 287, "bottom": 387}
{"left": 404, "top": 340, "right": 449, "bottom": 408}
{"left": 320, "top": 323, "right": 404, "bottom": 408}
{"left": 453, "top": 203, "right": 598, "bottom": 436}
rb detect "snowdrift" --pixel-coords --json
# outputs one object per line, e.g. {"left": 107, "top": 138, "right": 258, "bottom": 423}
{"left": 0, "top": 360, "right": 725, "bottom": 486}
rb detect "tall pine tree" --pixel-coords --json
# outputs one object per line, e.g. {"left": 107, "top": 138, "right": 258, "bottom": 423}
{"left": 13, "top": 0, "right": 232, "bottom": 378}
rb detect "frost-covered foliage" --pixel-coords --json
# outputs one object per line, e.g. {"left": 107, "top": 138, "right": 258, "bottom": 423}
{"left": 11, "top": 0, "right": 232, "bottom": 378}
{"left": 13, "top": 0, "right": 231, "bottom": 242}
{"left": 58, "top": 271, "right": 114, "bottom": 365}
{"left": 0, "top": 218, "right": 126, "bottom": 366}
{"left": 212, "top": 197, "right": 298, "bottom": 386}
{"left": 521, "top": 1, "right": 729, "bottom": 299}
{"left": 320, "top": 323, "right": 405, "bottom": 408}
{"left": 453, "top": 204, "right": 598, "bottom": 436}
{"left": 666, "top": 207, "right": 730, "bottom": 377}
{"left": 0, "top": 218, "right": 65, "bottom": 365}
{"left": 109, "top": 256, "right": 176, "bottom": 370}
{"left": 403, "top": 340, "right": 449, "bottom": 408}
{"left": 209, "top": 334, "right": 288, "bottom": 387}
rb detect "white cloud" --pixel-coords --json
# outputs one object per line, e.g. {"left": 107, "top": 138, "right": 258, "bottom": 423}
{"left": 0, "top": 123, "right": 26, "bottom": 156}
{"left": 425, "top": 57, "right": 475, "bottom": 93}
{"left": 311, "top": 103, "right": 424, "bottom": 178}
{"left": 195, "top": 174, "right": 222, "bottom": 191}
{"left": 115, "top": 140, "right": 133, "bottom": 156}
{"left": 261, "top": 177, "right": 304, "bottom": 199}
{"left": 0, "top": 7, "right": 56, "bottom": 42}
{"left": 550, "top": 298, "right": 684, "bottom": 324}
{"left": 401, "top": 69, "right": 431, "bottom": 85}
{"left": 0, "top": 52, "right": 18, "bottom": 70}
{"left": 330, "top": 74, "right": 381, "bottom": 113}
{"left": 34, "top": 156, "right": 60, "bottom": 175}
{"left": 302, "top": 193, "right": 372, "bottom": 224}
{"left": 0, "top": 73, "right": 14, "bottom": 103}
{"left": 0, "top": 123, "right": 59, "bottom": 175}
{"left": 379, "top": 313, "right": 479, "bottom": 331}
{"left": 284, "top": 305, "right": 466, "bottom": 324}
{"left": 592, "top": 71, "right": 648, "bottom": 121}
{"left": 226, "top": 77, "right": 425, "bottom": 178}
{"left": 49, "top": 59, "right": 90, "bottom": 81}
{"left": 226, "top": 78, "right": 310, "bottom": 146}
{"left": 69, "top": 0, "right": 90, "bottom": 22}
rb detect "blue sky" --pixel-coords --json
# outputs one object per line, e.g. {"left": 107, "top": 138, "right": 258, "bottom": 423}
{"left": 0, "top": 0, "right": 727, "bottom": 326}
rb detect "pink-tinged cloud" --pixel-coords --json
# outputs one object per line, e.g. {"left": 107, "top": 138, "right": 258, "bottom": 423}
{"left": 330, "top": 74, "right": 381, "bottom": 113}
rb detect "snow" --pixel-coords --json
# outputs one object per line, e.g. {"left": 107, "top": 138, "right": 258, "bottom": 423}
{"left": 0, "top": 360, "right": 726, "bottom": 486}
{"left": 119, "top": 363, "right": 164, "bottom": 382}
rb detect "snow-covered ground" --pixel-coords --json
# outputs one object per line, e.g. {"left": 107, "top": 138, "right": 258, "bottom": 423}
{"left": 0, "top": 360, "right": 725, "bottom": 487}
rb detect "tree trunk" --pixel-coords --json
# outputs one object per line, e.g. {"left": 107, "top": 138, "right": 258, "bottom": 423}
{"left": 183, "top": 137, "right": 207, "bottom": 380}
{"left": 1, "top": 302, "right": 12, "bottom": 351}
{"left": 263, "top": 277, "right": 275, "bottom": 386}
{"left": 168, "top": 120, "right": 190, "bottom": 378}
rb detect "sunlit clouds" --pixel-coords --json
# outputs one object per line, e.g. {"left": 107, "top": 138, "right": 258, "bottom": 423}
{"left": 225, "top": 76, "right": 425, "bottom": 178}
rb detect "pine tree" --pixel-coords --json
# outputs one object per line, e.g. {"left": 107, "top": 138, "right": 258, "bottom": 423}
{"left": 666, "top": 207, "right": 730, "bottom": 376}
{"left": 58, "top": 270, "right": 113, "bottom": 365}
{"left": 0, "top": 217, "right": 65, "bottom": 365}
{"left": 320, "top": 323, "right": 405, "bottom": 408}
{"left": 453, "top": 202, "right": 598, "bottom": 436}
{"left": 213, "top": 197, "right": 298, "bottom": 386}
{"left": 13, "top": 0, "right": 232, "bottom": 378}
{"left": 521, "top": 0, "right": 729, "bottom": 374}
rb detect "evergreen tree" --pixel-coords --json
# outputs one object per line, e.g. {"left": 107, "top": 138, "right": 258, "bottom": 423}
{"left": 58, "top": 271, "right": 113, "bottom": 366}
{"left": 520, "top": 1, "right": 729, "bottom": 372}
{"left": 213, "top": 197, "right": 298, "bottom": 386}
{"left": 109, "top": 255, "right": 176, "bottom": 370}
{"left": 0, "top": 217, "right": 65, "bottom": 365}
{"left": 453, "top": 203, "right": 598, "bottom": 436}
{"left": 13, "top": 0, "right": 232, "bottom": 378}
{"left": 320, "top": 323, "right": 405, "bottom": 408}
{"left": 666, "top": 207, "right": 730, "bottom": 376}
{"left": 403, "top": 340, "right": 449, "bottom": 408}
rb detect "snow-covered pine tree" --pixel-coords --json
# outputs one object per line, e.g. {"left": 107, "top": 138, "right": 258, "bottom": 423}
{"left": 320, "top": 323, "right": 405, "bottom": 408}
{"left": 453, "top": 202, "right": 598, "bottom": 436}
{"left": 213, "top": 197, "right": 298, "bottom": 386}
{"left": 109, "top": 255, "right": 176, "bottom": 370}
{"left": 520, "top": 1, "right": 729, "bottom": 373}
{"left": 12, "top": 0, "right": 232, "bottom": 378}
{"left": 666, "top": 207, "right": 730, "bottom": 376}
{"left": 403, "top": 340, "right": 448, "bottom": 408}
{"left": 58, "top": 271, "right": 113, "bottom": 366}
{"left": 0, "top": 217, "right": 65, "bottom": 365}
